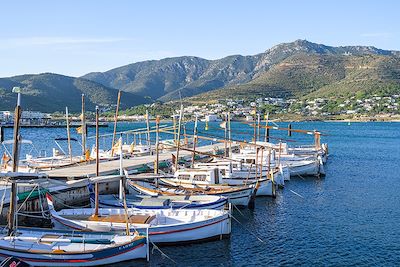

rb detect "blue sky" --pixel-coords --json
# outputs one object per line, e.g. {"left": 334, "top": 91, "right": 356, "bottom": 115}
{"left": 0, "top": 0, "right": 398, "bottom": 77}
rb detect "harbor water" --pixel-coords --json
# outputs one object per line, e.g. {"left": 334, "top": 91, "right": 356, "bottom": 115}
{"left": 1, "top": 121, "right": 399, "bottom": 266}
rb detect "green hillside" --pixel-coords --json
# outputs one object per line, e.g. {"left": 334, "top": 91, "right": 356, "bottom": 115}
{"left": 0, "top": 73, "right": 149, "bottom": 112}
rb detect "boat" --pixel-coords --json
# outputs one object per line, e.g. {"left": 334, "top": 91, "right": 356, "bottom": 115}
{"left": 87, "top": 183, "right": 228, "bottom": 210}
{"left": 0, "top": 227, "right": 148, "bottom": 266}
{"left": 0, "top": 91, "right": 149, "bottom": 266}
{"left": 161, "top": 167, "right": 275, "bottom": 197}
{"left": 46, "top": 194, "right": 232, "bottom": 244}
{"left": 129, "top": 178, "right": 255, "bottom": 207}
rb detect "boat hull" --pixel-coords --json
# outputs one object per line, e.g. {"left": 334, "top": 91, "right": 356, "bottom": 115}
{"left": 0, "top": 228, "right": 147, "bottom": 267}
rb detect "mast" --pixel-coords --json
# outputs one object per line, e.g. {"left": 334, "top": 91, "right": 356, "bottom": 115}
{"left": 264, "top": 113, "right": 269, "bottom": 142}
{"left": 174, "top": 104, "right": 184, "bottom": 170}
{"left": 257, "top": 113, "right": 261, "bottom": 142}
{"left": 154, "top": 116, "right": 160, "bottom": 175}
{"left": 94, "top": 106, "right": 100, "bottom": 216}
{"left": 146, "top": 109, "right": 151, "bottom": 155}
{"left": 191, "top": 116, "right": 198, "bottom": 167}
{"left": 253, "top": 106, "right": 257, "bottom": 144}
{"left": 65, "top": 107, "right": 72, "bottom": 162}
{"left": 81, "top": 94, "right": 86, "bottom": 156}
{"left": 119, "top": 134, "right": 124, "bottom": 200}
{"left": 228, "top": 112, "right": 232, "bottom": 157}
{"left": 8, "top": 88, "right": 22, "bottom": 235}
{"left": 224, "top": 113, "right": 228, "bottom": 157}
{"left": 111, "top": 90, "right": 122, "bottom": 156}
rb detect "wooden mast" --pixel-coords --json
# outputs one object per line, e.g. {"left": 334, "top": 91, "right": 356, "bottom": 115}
{"left": 8, "top": 89, "right": 22, "bottom": 235}
{"left": 228, "top": 112, "right": 231, "bottom": 157}
{"left": 81, "top": 94, "right": 86, "bottom": 156}
{"left": 224, "top": 113, "right": 228, "bottom": 157}
{"left": 65, "top": 106, "right": 72, "bottom": 162}
{"left": 191, "top": 116, "right": 198, "bottom": 167}
{"left": 174, "top": 104, "right": 184, "bottom": 170}
{"left": 154, "top": 116, "right": 160, "bottom": 175}
{"left": 253, "top": 106, "right": 257, "bottom": 144}
{"left": 94, "top": 106, "right": 100, "bottom": 216}
{"left": 257, "top": 113, "right": 261, "bottom": 142}
{"left": 111, "top": 90, "right": 122, "bottom": 156}
{"left": 264, "top": 113, "right": 269, "bottom": 142}
{"left": 146, "top": 109, "right": 151, "bottom": 155}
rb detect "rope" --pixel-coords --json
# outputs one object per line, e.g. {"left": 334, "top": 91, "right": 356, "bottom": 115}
{"left": 232, "top": 203, "right": 245, "bottom": 218}
{"left": 150, "top": 240, "right": 177, "bottom": 264}
{"left": 289, "top": 189, "right": 304, "bottom": 199}
{"left": 16, "top": 185, "right": 38, "bottom": 213}
{"left": 231, "top": 214, "right": 264, "bottom": 243}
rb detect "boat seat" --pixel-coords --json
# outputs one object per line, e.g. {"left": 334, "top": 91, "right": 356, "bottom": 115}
{"left": 39, "top": 234, "right": 61, "bottom": 244}
{"left": 139, "top": 198, "right": 170, "bottom": 207}
{"left": 88, "top": 214, "right": 156, "bottom": 224}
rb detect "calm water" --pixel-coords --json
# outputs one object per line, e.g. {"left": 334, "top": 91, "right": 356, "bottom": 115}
{"left": 1, "top": 121, "right": 400, "bottom": 266}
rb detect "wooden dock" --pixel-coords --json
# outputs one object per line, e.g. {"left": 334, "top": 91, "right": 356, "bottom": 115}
{"left": 44, "top": 143, "right": 234, "bottom": 178}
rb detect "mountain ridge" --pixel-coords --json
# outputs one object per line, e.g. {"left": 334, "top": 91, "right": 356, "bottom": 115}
{"left": 1, "top": 40, "right": 399, "bottom": 112}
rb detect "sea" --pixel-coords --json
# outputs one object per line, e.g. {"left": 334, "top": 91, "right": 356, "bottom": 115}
{"left": 1, "top": 121, "right": 399, "bottom": 266}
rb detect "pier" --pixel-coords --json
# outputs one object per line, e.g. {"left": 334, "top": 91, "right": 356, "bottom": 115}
{"left": 44, "top": 142, "right": 235, "bottom": 178}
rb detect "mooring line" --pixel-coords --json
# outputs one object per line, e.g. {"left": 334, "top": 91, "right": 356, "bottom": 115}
{"left": 231, "top": 214, "right": 265, "bottom": 243}
{"left": 289, "top": 189, "right": 304, "bottom": 199}
{"left": 151, "top": 240, "right": 177, "bottom": 264}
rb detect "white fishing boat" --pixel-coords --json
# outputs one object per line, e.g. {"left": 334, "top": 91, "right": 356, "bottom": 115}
{"left": 234, "top": 145, "right": 324, "bottom": 177}
{"left": 88, "top": 183, "right": 228, "bottom": 210}
{"left": 128, "top": 180, "right": 255, "bottom": 207}
{"left": 166, "top": 166, "right": 276, "bottom": 197}
{"left": 194, "top": 160, "right": 285, "bottom": 189}
{"left": 0, "top": 227, "right": 147, "bottom": 266}
{"left": 47, "top": 194, "right": 231, "bottom": 244}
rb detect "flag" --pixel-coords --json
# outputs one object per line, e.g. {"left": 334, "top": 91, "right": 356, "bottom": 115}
{"left": 79, "top": 113, "right": 84, "bottom": 120}
{"left": 76, "top": 126, "right": 83, "bottom": 133}
{"left": 219, "top": 121, "right": 227, "bottom": 129}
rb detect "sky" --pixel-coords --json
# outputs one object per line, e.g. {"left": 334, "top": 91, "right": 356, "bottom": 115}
{"left": 0, "top": 0, "right": 399, "bottom": 77}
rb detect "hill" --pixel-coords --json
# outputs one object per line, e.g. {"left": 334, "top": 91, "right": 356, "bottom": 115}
{"left": 82, "top": 40, "right": 400, "bottom": 102}
{"left": 0, "top": 73, "right": 149, "bottom": 112}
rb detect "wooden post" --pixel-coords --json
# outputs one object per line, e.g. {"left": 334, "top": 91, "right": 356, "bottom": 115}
{"left": 94, "top": 106, "right": 100, "bottom": 216}
{"left": 111, "top": 90, "right": 122, "bottom": 156}
{"left": 146, "top": 109, "right": 151, "bottom": 154}
{"left": 65, "top": 107, "right": 72, "bottom": 162}
{"left": 154, "top": 116, "right": 160, "bottom": 175}
{"left": 175, "top": 104, "right": 184, "bottom": 170}
{"left": 191, "top": 116, "right": 198, "bottom": 167}
{"left": 288, "top": 123, "right": 292, "bottom": 137}
{"left": 81, "top": 94, "right": 86, "bottom": 156}
{"left": 8, "top": 91, "right": 22, "bottom": 235}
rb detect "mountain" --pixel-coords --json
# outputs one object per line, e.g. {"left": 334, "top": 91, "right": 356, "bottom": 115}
{"left": 1, "top": 40, "right": 399, "bottom": 113}
{"left": 0, "top": 73, "right": 149, "bottom": 112}
{"left": 82, "top": 40, "right": 400, "bottom": 102}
